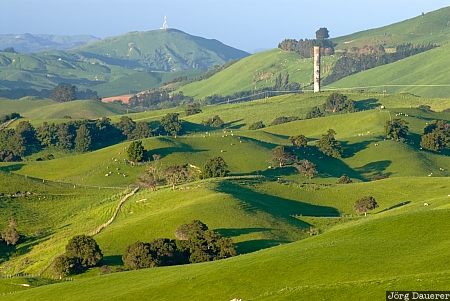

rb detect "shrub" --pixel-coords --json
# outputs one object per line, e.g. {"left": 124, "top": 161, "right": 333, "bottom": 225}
{"left": 202, "top": 115, "right": 225, "bottom": 128}
{"left": 248, "top": 121, "right": 265, "bottom": 130}
{"left": 52, "top": 255, "right": 81, "bottom": 278}
{"left": 270, "top": 116, "right": 299, "bottom": 126}
{"left": 294, "top": 160, "right": 317, "bottom": 178}
{"left": 127, "top": 140, "right": 145, "bottom": 163}
{"left": 203, "top": 157, "right": 230, "bottom": 178}
{"left": 65, "top": 235, "right": 103, "bottom": 268}
{"left": 122, "top": 241, "right": 157, "bottom": 270}
{"left": 354, "top": 196, "right": 379, "bottom": 215}
{"left": 337, "top": 175, "right": 352, "bottom": 184}
{"left": 305, "top": 106, "right": 324, "bottom": 119}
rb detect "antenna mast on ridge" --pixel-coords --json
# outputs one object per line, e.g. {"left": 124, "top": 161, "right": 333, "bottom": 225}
{"left": 161, "top": 16, "right": 169, "bottom": 30}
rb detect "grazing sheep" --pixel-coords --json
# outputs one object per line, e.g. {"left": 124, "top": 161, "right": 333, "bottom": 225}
{"left": 423, "top": 203, "right": 429, "bottom": 206}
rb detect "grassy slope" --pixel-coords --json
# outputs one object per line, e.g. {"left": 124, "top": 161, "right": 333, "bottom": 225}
{"left": 179, "top": 49, "right": 337, "bottom": 99}
{"left": 0, "top": 98, "right": 127, "bottom": 120}
{"left": 333, "top": 6, "right": 450, "bottom": 49}
{"left": 328, "top": 44, "right": 450, "bottom": 98}
{"left": 4, "top": 187, "right": 450, "bottom": 301}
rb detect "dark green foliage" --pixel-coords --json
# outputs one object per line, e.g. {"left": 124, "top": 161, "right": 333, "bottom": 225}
{"left": 122, "top": 241, "right": 158, "bottom": 270}
{"left": 51, "top": 83, "right": 77, "bottom": 102}
{"left": 74, "top": 124, "right": 92, "bottom": 152}
{"left": 129, "top": 90, "right": 193, "bottom": 110}
{"left": 185, "top": 102, "right": 202, "bottom": 116}
{"left": 322, "top": 93, "right": 355, "bottom": 113}
{"left": 272, "top": 146, "right": 296, "bottom": 167}
{"left": 278, "top": 38, "right": 334, "bottom": 58}
{"left": 270, "top": 116, "right": 299, "bottom": 126}
{"left": 0, "top": 128, "right": 25, "bottom": 158}
{"left": 289, "top": 135, "right": 308, "bottom": 148}
{"left": 160, "top": 113, "right": 182, "bottom": 136}
{"left": 203, "top": 115, "right": 225, "bottom": 128}
{"left": 294, "top": 160, "right": 317, "bottom": 178}
{"left": 337, "top": 175, "right": 353, "bottom": 184}
{"left": 316, "top": 27, "right": 330, "bottom": 40}
{"left": 306, "top": 106, "right": 324, "bottom": 119}
{"left": 1, "top": 218, "right": 20, "bottom": 246}
{"left": 175, "top": 221, "right": 236, "bottom": 263}
{"left": 354, "top": 196, "right": 379, "bottom": 214}
{"left": 273, "top": 73, "right": 300, "bottom": 91}
{"left": 420, "top": 120, "right": 449, "bottom": 152}
{"left": 52, "top": 255, "right": 81, "bottom": 278}
{"left": 127, "top": 140, "right": 145, "bottom": 163}
{"left": 163, "top": 164, "right": 191, "bottom": 189}
{"left": 203, "top": 157, "right": 230, "bottom": 178}
{"left": 65, "top": 235, "right": 103, "bottom": 268}
{"left": 323, "top": 43, "right": 437, "bottom": 85}
{"left": 36, "top": 122, "right": 58, "bottom": 147}
{"left": 385, "top": 118, "right": 409, "bottom": 141}
{"left": 15, "top": 121, "right": 39, "bottom": 154}
{"left": 175, "top": 220, "right": 209, "bottom": 241}
{"left": 317, "top": 129, "right": 342, "bottom": 158}
{"left": 148, "top": 238, "right": 188, "bottom": 266}
{"left": 116, "top": 116, "right": 136, "bottom": 140}
{"left": 56, "top": 123, "right": 75, "bottom": 150}
{"left": 0, "top": 112, "right": 21, "bottom": 123}
{"left": 131, "top": 122, "right": 152, "bottom": 140}
{"left": 248, "top": 121, "right": 265, "bottom": 130}
{"left": 0, "top": 150, "right": 20, "bottom": 162}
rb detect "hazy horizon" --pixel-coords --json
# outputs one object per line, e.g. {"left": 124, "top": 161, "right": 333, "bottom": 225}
{"left": 0, "top": 0, "right": 449, "bottom": 52}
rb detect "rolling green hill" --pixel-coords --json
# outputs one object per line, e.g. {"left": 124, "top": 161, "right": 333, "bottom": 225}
{"left": 328, "top": 44, "right": 450, "bottom": 98}
{"left": 333, "top": 6, "right": 450, "bottom": 49}
{"left": 179, "top": 49, "right": 338, "bottom": 99}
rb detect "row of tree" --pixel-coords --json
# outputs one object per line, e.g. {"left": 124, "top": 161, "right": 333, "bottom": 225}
{"left": 123, "top": 221, "right": 236, "bottom": 270}
{"left": 278, "top": 28, "right": 335, "bottom": 58}
{"left": 128, "top": 90, "right": 193, "bottom": 110}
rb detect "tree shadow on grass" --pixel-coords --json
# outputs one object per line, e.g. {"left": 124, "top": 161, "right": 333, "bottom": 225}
{"left": 224, "top": 119, "right": 246, "bottom": 130}
{"left": 378, "top": 201, "right": 411, "bottom": 214}
{"left": 341, "top": 139, "right": 378, "bottom": 158}
{"left": 235, "top": 239, "right": 288, "bottom": 254}
{"left": 356, "top": 160, "right": 392, "bottom": 179}
{"left": 101, "top": 255, "right": 123, "bottom": 266}
{"left": 217, "top": 181, "right": 340, "bottom": 230}
{"left": 355, "top": 98, "right": 379, "bottom": 111}
{"left": 215, "top": 227, "right": 271, "bottom": 238}
{"left": 0, "top": 164, "right": 25, "bottom": 173}
{"left": 147, "top": 146, "right": 207, "bottom": 160}
{"left": 182, "top": 121, "right": 212, "bottom": 134}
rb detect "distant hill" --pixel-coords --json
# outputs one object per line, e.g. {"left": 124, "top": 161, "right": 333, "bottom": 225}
{"left": 77, "top": 29, "right": 249, "bottom": 72}
{"left": 0, "top": 33, "right": 100, "bottom": 53}
{"left": 333, "top": 6, "right": 450, "bottom": 49}
{"left": 0, "top": 29, "right": 248, "bottom": 97}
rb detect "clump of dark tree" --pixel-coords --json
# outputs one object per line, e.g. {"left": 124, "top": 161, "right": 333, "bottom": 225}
{"left": 202, "top": 115, "right": 225, "bottom": 128}
{"left": 270, "top": 116, "right": 299, "bottom": 126}
{"left": 52, "top": 235, "right": 103, "bottom": 278}
{"left": 122, "top": 221, "right": 236, "bottom": 270}
{"left": 248, "top": 121, "right": 265, "bottom": 130}
{"left": 323, "top": 43, "right": 437, "bottom": 85}
{"left": 271, "top": 145, "right": 318, "bottom": 178}
{"left": 0, "top": 112, "right": 21, "bottom": 124}
{"left": 354, "top": 196, "right": 379, "bottom": 215}
{"left": 385, "top": 118, "right": 409, "bottom": 142}
{"left": 420, "top": 120, "right": 449, "bottom": 153}
{"left": 50, "top": 83, "right": 99, "bottom": 102}
{"left": 317, "top": 129, "right": 343, "bottom": 158}
{"left": 185, "top": 103, "right": 202, "bottom": 116}
{"left": 278, "top": 28, "right": 335, "bottom": 58}
{"left": 128, "top": 90, "right": 193, "bottom": 110}
{"left": 306, "top": 93, "right": 355, "bottom": 119}
{"left": 127, "top": 140, "right": 146, "bottom": 163}
{"left": 0, "top": 113, "right": 184, "bottom": 162}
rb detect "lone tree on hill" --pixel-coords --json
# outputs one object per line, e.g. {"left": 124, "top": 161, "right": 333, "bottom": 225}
{"left": 272, "top": 146, "right": 296, "bottom": 167}
{"left": 289, "top": 135, "right": 308, "bottom": 148}
{"left": 160, "top": 113, "right": 182, "bottom": 136}
{"left": 248, "top": 121, "right": 265, "bottom": 130}
{"left": 203, "top": 156, "right": 230, "bottom": 178}
{"left": 385, "top": 118, "right": 409, "bottom": 141}
{"left": 65, "top": 235, "right": 103, "bottom": 268}
{"left": 185, "top": 103, "right": 202, "bottom": 116}
{"left": 202, "top": 115, "right": 225, "bottom": 128}
{"left": 317, "top": 129, "right": 342, "bottom": 158}
{"left": 52, "top": 255, "right": 81, "bottom": 278}
{"left": 127, "top": 140, "right": 146, "bottom": 163}
{"left": 420, "top": 120, "right": 449, "bottom": 152}
{"left": 316, "top": 27, "right": 330, "bottom": 40}
{"left": 50, "top": 83, "right": 77, "bottom": 102}
{"left": 163, "top": 165, "right": 190, "bottom": 190}
{"left": 354, "top": 196, "right": 379, "bottom": 215}
{"left": 74, "top": 124, "right": 92, "bottom": 152}
{"left": 322, "top": 92, "right": 355, "bottom": 113}
{"left": 1, "top": 218, "right": 20, "bottom": 245}
{"left": 294, "top": 160, "right": 318, "bottom": 179}
{"left": 337, "top": 175, "right": 353, "bottom": 184}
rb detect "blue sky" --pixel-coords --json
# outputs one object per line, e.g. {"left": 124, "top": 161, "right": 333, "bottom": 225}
{"left": 0, "top": 0, "right": 449, "bottom": 52}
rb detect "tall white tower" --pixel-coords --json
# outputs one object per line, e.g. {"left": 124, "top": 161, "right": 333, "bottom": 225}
{"left": 161, "top": 16, "right": 169, "bottom": 30}
{"left": 313, "top": 46, "right": 321, "bottom": 93}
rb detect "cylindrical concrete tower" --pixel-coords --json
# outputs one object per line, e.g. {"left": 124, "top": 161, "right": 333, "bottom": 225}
{"left": 313, "top": 46, "right": 321, "bottom": 93}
